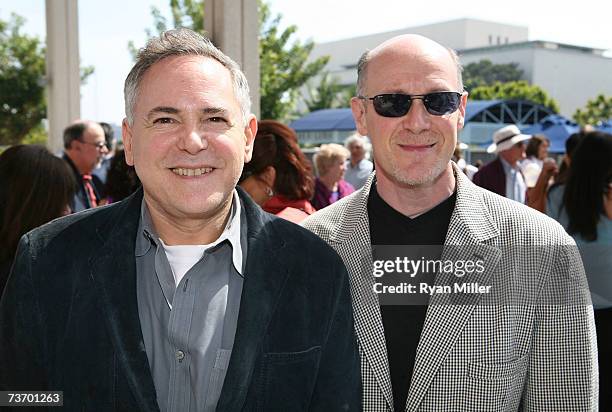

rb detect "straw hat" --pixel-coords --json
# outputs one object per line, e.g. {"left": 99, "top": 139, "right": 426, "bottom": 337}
{"left": 487, "top": 125, "right": 531, "bottom": 153}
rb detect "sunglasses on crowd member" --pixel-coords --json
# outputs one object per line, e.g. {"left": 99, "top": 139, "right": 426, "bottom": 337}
{"left": 357, "top": 91, "right": 462, "bottom": 117}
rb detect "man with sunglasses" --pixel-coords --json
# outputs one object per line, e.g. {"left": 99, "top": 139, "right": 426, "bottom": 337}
{"left": 62, "top": 120, "right": 109, "bottom": 212}
{"left": 304, "top": 34, "right": 597, "bottom": 411}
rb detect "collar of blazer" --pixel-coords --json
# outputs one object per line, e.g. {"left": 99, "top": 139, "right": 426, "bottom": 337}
{"left": 325, "top": 162, "right": 500, "bottom": 245}
{"left": 316, "top": 162, "right": 503, "bottom": 412}
{"left": 87, "top": 187, "right": 290, "bottom": 411}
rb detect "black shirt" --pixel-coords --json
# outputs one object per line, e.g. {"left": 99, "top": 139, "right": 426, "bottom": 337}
{"left": 368, "top": 182, "right": 456, "bottom": 412}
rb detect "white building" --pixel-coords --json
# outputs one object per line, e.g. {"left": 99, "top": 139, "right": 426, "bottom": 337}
{"left": 308, "top": 18, "right": 612, "bottom": 117}
{"left": 459, "top": 41, "right": 612, "bottom": 117}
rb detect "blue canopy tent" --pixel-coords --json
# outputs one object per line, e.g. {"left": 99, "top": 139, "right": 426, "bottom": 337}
{"left": 290, "top": 108, "right": 356, "bottom": 132}
{"left": 522, "top": 114, "right": 580, "bottom": 153}
{"left": 597, "top": 120, "right": 612, "bottom": 134}
{"left": 464, "top": 100, "right": 503, "bottom": 123}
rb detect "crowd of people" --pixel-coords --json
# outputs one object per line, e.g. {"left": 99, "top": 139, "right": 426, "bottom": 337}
{"left": 0, "top": 119, "right": 368, "bottom": 284}
{"left": 0, "top": 26, "right": 609, "bottom": 411}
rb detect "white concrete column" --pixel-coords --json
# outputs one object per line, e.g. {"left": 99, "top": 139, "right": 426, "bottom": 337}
{"left": 205, "top": 0, "right": 260, "bottom": 118}
{"left": 45, "top": 0, "right": 80, "bottom": 153}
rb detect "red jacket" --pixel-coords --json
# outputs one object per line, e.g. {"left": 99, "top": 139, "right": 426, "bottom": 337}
{"left": 263, "top": 195, "right": 316, "bottom": 224}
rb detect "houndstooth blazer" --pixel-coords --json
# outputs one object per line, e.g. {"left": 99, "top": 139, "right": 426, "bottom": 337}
{"left": 303, "top": 165, "right": 598, "bottom": 411}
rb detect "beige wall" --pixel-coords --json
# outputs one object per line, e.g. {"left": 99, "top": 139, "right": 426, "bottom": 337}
{"left": 45, "top": 0, "right": 80, "bottom": 153}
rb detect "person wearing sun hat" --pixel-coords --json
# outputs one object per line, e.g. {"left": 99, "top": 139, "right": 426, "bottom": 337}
{"left": 473, "top": 124, "right": 532, "bottom": 203}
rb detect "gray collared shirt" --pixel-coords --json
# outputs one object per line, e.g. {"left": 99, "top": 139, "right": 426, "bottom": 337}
{"left": 135, "top": 191, "right": 247, "bottom": 412}
{"left": 500, "top": 156, "right": 526, "bottom": 204}
{"left": 344, "top": 158, "right": 373, "bottom": 190}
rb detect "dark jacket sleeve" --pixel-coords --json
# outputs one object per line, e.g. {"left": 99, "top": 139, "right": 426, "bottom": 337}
{"left": 472, "top": 158, "right": 505, "bottom": 197}
{"left": 0, "top": 235, "right": 48, "bottom": 392}
{"left": 310, "top": 263, "right": 361, "bottom": 410}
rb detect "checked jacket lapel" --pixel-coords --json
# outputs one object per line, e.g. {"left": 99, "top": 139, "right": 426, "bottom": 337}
{"left": 406, "top": 168, "right": 502, "bottom": 412}
{"left": 328, "top": 177, "right": 395, "bottom": 411}
{"left": 325, "top": 167, "right": 503, "bottom": 412}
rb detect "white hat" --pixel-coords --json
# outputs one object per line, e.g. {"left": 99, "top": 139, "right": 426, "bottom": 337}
{"left": 487, "top": 125, "right": 531, "bottom": 154}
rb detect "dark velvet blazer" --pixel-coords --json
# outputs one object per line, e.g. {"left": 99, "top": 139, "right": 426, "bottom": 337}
{"left": 472, "top": 157, "right": 505, "bottom": 197}
{"left": 0, "top": 188, "right": 360, "bottom": 411}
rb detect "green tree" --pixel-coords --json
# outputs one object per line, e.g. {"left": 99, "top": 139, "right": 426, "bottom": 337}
{"left": 128, "top": 0, "right": 204, "bottom": 58}
{"left": 463, "top": 59, "right": 523, "bottom": 91}
{"left": 129, "top": 0, "right": 329, "bottom": 121}
{"left": 0, "top": 13, "right": 94, "bottom": 146}
{"left": 0, "top": 13, "right": 46, "bottom": 146}
{"left": 573, "top": 94, "right": 612, "bottom": 126}
{"left": 469, "top": 80, "right": 560, "bottom": 113}
{"left": 258, "top": 1, "right": 328, "bottom": 120}
{"left": 303, "top": 72, "right": 354, "bottom": 112}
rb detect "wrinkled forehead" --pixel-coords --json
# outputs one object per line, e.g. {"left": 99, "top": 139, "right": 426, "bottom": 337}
{"left": 142, "top": 55, "right": 234, "bottom": 92}
{"left": 135, "top": 55, "right": 240, "bottom": 113}
{"left": 365, "top": 37, "right": 460, "bottom": 91}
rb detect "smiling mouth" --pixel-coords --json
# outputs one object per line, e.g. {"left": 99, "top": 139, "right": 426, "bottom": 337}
{"left": 171, "top": 167, "right": 214, "bottom": 176}
{"left": 399, "top": 143, "right": 437, "bottom": 151}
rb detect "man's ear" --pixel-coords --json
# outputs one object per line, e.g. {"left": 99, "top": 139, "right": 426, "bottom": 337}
{"left": 351, "top": 97, "right": 369, "bottom": 136}
{"left": 122, "top": 118, "right": 135, "bottom": 166}
{"left": 243, "top": 115, "right": 258, "bottom": 163}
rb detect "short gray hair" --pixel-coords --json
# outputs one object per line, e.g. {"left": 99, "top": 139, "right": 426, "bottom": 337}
{"left": 124, "top": 28, "right": 251, "bottom": 125}
{"left": 356, "top": 46, "right": 464, "bottom": 96}
{"left": 344, "top": 133, "right": 371, "bottom": 152}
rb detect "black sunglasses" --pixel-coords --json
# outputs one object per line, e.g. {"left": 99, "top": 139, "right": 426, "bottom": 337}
{"left": 358, "top": 92, "right": 462, "bottom": 117}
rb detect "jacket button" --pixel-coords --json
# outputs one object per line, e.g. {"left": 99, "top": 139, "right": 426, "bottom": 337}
{"left": 176, "top": 350, "right": 185, "bottom": 361}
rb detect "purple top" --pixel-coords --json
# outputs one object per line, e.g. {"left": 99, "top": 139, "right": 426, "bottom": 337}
{"left": 311, "top": 178, "right": 355, "bottom": 210}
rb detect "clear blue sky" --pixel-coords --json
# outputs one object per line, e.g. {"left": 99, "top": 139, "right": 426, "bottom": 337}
{"left": 2, "top": 0, "right": 611, "bottom": 126}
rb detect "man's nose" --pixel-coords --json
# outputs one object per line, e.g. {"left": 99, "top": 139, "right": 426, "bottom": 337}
{"left": 179, "top": 126, "right": 209, "bottom": 153}
{"left": 401, "top": 100, "right": 431, "bottom": 134}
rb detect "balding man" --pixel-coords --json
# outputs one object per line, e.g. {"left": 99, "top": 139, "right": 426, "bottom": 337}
{"left": 304, "top": 35, "right": 597, "bottom": 411}
{"left": 62, "top": 121, "right": 108, "bottom": 211}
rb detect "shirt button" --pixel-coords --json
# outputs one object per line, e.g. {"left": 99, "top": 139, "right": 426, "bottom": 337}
{"left": 176, "top": 350, "right": 185, "bottom": 361}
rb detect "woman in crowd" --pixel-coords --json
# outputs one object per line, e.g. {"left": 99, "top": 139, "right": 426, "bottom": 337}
{"left": 521, "top": 134, "right": 550, "bottom": 187}
{"left": 546, "top": 130, "right": 612, "bottom": 408}
{"left": 311, "top": 143, "right": 355, "bottom": 210}
{"left": 0, "top": 145, "right": 76, "bottom": 292}
{"left": 518, "top": 134, "right": 557, "bottom": 212}
{"left": 239, "top": 120, "right": 316, "bottom": 223}
{"left": 553, "top": 131, "right": 584, "bottom": 185}
{"left": 103, "top": 149, "right": 141, "bottom": 204}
